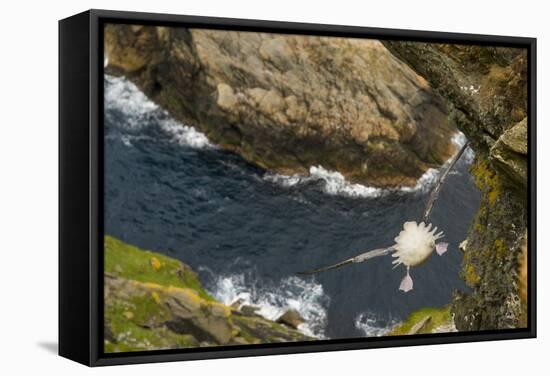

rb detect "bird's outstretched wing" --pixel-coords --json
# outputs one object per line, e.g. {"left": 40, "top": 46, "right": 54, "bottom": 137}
{"left": 299, "top": 143, "right": 469, "bottom": 277}
{"left": 422, "top": 141, "right": 470, "bottom": 222}
{"left": 297, "top": 247, "right": 394, "bottom": 275}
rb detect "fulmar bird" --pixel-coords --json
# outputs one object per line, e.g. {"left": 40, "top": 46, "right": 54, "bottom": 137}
{"left": 391, "top": 221, "right": 448, "bottom": 292}
{"left": 298, "top": 141, "right": 469, "bottom": 293}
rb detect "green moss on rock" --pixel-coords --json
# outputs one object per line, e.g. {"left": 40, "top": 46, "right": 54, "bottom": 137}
{"left": 104, "top": 235, "right": 312, "bottom": 353}
{"left": 104, "top": 235, "right": 213, "bottom": 301}
{"left": 389, "top": 306, "right": 453, "bottom": 335}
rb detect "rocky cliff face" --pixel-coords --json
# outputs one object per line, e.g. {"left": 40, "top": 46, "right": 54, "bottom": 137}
{"left": 104, "top": 236, "right": 311, "bottom": 352}
{"left": 104, "top": 25, "right": 456, "bottom": 187}
{"left": 382, "top": 42, "right": 529, "bottom": 330}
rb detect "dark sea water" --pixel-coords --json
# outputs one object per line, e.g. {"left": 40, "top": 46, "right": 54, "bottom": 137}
{"left": 104, "top": 74, "right": 481, "bottom": 339}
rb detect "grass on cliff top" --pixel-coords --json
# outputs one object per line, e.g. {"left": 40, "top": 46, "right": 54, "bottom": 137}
{"left": 104, "top": 235, "right": 214, "bottom": 301}
{"left": 389, "top": 306, "right": 452, "bottom": 336}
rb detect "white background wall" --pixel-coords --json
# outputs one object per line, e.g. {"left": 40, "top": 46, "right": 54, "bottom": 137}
{"left": 0, "top": 0, "right": 546, "bottom": 374}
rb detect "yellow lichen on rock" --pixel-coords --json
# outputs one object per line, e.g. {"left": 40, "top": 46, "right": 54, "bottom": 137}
{"left": 471, "top": 158, "right": 502, "bottom": 206}
{"left": 150, "top": 256, "right": 161, "bottom": 271}
{"left": 464, "top": 264, "right": 481, "bottom": 286}
{"left": 150, "top": 291, "right": 161, "bottom": 304}
{"left": 494, "top": 239, "right": 508, "bottom": 261}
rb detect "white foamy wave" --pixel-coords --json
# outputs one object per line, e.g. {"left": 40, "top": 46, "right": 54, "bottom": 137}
{"left": 399, "top": 167, "right": 440, "bottom": 194}
{"left": 264, "top": 131, "right": 475, "bottom": 198}
{"left": 451, "top": 131, "right": 467, "bottom": 148}
{"left": 105, "top": 75, "right": 159, "bottom": 128}
{"left": 264, "top": 173, "right": 303, "bottom": 187}
{"left": 210, "top": 273, "right": 330, "bottom": 339}
{"left": 354, "top": 312, "right": 398, "bottom": 337}
{"left": 159, "top": 118, "right": 213, "bottom": 149}
{"left": 265, "top": 166, "right": 384, "bottom": 198}
{"left": 310, "top": 166, "right": 387, "bottom": 198}
{"left": 265, "top": 165, "right": 437, "bottom": 198}
{"left": 110, "top": 134, "right": 155, "bottom": 148}
{"left": 104, "top": 74, "right": 213, "bottom": 149}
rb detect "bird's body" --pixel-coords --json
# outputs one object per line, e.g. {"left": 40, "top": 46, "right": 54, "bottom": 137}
{"left": 392, "top": 221, "right": 444, "bottom": 268}
{"left": 391, "top": 221, "right": 447, "bottom": 292}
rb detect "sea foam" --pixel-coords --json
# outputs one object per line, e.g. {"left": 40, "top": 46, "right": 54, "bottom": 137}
{"left": 354, "top": 311, "right": 399, "bottom": 337}
{"left": 265, "top": 165, "right": 437, "bottom": 199}
{"left": 104, "top": 74, "right": 213, "bottom": 149}
{"left": 206, "top": 272, "right": 330, "bottom": 339}
{"left": 265, "top": 131, "right": 474, "bottom": 199}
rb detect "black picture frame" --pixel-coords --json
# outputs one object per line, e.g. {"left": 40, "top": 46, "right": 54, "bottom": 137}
{"left": 59, "top": 9, "right": 537, "bottom": 367}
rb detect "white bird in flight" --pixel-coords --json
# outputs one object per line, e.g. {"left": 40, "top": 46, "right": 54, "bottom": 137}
{"left": 298, "top": 142, "right": 469, "bottom": 292}
{"left": 392, "top": 221, "right": 448, "bottom": 292}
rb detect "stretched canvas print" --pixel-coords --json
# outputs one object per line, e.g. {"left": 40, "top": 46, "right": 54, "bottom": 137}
{"left": 58, "top": 10, "right": 536, "bottom": 365}
{"left": 101, "top": 22, "right": 531, "bottom": 353}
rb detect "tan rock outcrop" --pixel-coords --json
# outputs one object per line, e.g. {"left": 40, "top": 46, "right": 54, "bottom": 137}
{"left": 105, "top": 25, "right": 457, "bottom": 187}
